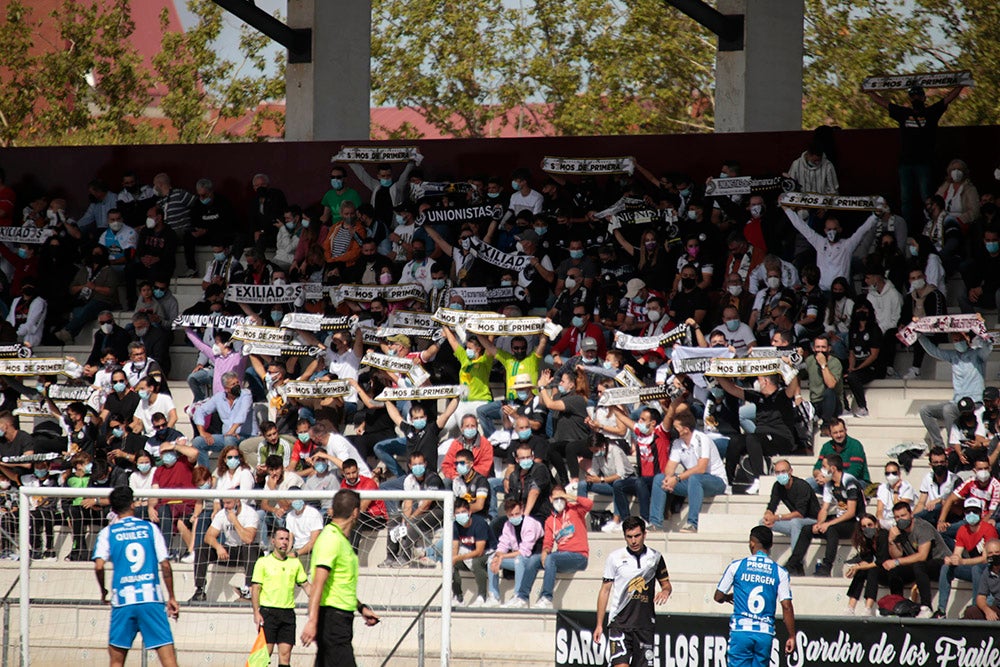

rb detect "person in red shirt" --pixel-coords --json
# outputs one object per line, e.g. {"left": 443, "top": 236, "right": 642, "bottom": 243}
{"left": 340, "top": 458, "right": 387, "bottom": 553}
{"left": 611, "top": 407, "right": 671, "bottom": 525}
{"left": 550, "top": 310, "right": 606, "bottom": 363}
{"left": 520, "top": 486, "right": 592, "bottom": 608}
{"left": 440, "top": 415, "right": 493, "bottom": 480}
{"left": 147, "top": 437, "right": 200, "bottom": 557}
{"left": 936, "top": 497, "right": 999, "bottom": 618}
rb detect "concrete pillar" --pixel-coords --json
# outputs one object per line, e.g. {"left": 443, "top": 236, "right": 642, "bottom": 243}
{"left": 285, "top": 0, "right": 371, "bottom": 141}
{"left": 715, "top": 0, "right": 803, "bottom": 133}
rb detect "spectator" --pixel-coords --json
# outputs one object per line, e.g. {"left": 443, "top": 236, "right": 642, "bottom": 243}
{"left": 439, "top": 415, "right": 493, "bottom": 481}
{"left": 936, "top": 497, "right": 998, "bottom": 618}
{"left": 190, "top": 497, "right": 261, "bottom": 602}
{"left": 214, "top": 445, "right": 255, "bottom": 495}
{"left": 489, "top": 497, "right": 544, "bottom": 608}
{"left": 959, "top": 226, "right": 1000, "bottom": 313}
{"left": 536, "top": 368, "right": 590, "bottom": 487}
{"left": 810, "top": 452, "right": 864, "bottom": 577}
{"left": 476, "top": 333, "right": 547, "bottom": 437}
{"left": 381, "top": 451, "right": 444, "bottom": 567}
{"left": 134, "top": 378, "right": 177, "bottom": 437}
{"left": 439, "top": 328, "right": 495, "bottom": 436}
{"left": 577, "top": 432, "right": 635, "bottom": 533}
{"left": 184, "top": 178, "right": 238, "bottom": 278}
{"left": 783, "top": 207, "right": 875, "bottom": 291}
{"left": 787, "top": 144, "right": 839, "bottom": 194}
{"left": 842, "top": 514, "right": 885, "bottom": 616}
{"left": 152, "top": 172, "right": 195, "bottom": 236}
{"left": 809, "top": 418, "right": 870, "bottom": 490}
{"left": 258, "top": 455, "right": 304, "bottom": 547}
{"left": 863, "top": 264, "right": 902, "bottom": 377}
{"left": 505, "top": 441, "right": 553, "bottom": 526}
{"left": 191, "top": 372, "right": 255, "bottom": 468}
{"left": 99, "top": 208, "right": 137, "bottom": 273}
{"left": 762, "top": 459, "right": 820, "bottom": 577}
{"left": 450, "top": 448, "right": 492, "bottom": 521}
{"left": 147, "top": 438, "right": 201, "bottom": 559}
{"left": 520, "top": 486, "right": 592, "bottom": 609}
{"left": 899, "top": 266, "right": 945, "bottom": 380}
{"left": 843, "top": 301, "right": 883, "bottom": 417}
{"left": 961, "top": 538, "right": 1000, "bottom": 620}
{"left": 937, "top": 458, "right": 1000, "bottom": 536}
{"left": 804, "top": 333, "right": 843, "bottom": 434}
{"left": 284, "top": 494, "right": 324, "bottom": 561}
{"left": 936, "top": 159, "right": 980, "bottom": 236}
{"left": 123, "top": 341, "right": 164, "bottom": 389}
{"left": 55, "top": 245, "right": 121, "bottom": 344}
{"left": 918, "top": 329, "right": 991, "bottom": 449}
{"left": 76, "top": 179, "right": 119, "bottom": 236}
{"left": 273, "top": 205, "right": 304, "bottom": 270}
{"left": 6, "top": 280, "right": 46, "bottom": 347}
{"left": 322, "top": 200, "right": 366, "bottom": 271}
{"left": 239, "top": 420, "right": 294, "bottom": 471}
{"left": 874, "top": 462, "right": 915, "bottom": 530}
{"left": 349, "top": 159, "right": 416, "bottom": 225}
{"left": 883, "top": 501, "right": 950, "bottom": 610}
{"left": 15, "top": 459, "right": 58, "bottom": 559}
{"left": 320, "top": 164, "right": 362, "bottom": 225}
{"left": 449, "top": 497, "right": 496, "bottom": 606}
{"left": 340, "top": 458, "right": 384, "bottom": 553}
{"left": 185, "top": 328, "right": 245, "bottom": 404}
{"left": 914, "top": 446, "right": 961, "bottom": 525}
{"left": 248, "top": 173, "right": 287, "bottom": 251}
{"left": 310, "top": 421, "right": 371, "bottom": 478}
{"left": 947, "top": 397, "right": 992, "bottom": 472}
{"left": 130, "top": 312, "right": 170, "bottom": 376}
{"left": 550, "top": 313, "right": 606, "bottom": 363}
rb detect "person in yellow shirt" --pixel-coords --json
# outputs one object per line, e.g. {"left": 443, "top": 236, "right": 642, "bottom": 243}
{"left": 251, "top": 527, "right": 310, "bottom": 667}
{"left": 476, "top": 329, "right": 549, "bottom": 437}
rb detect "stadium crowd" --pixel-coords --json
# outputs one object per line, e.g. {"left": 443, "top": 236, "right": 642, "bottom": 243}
{"left": 0, "top": 83, "right": 999, "bottom": 620}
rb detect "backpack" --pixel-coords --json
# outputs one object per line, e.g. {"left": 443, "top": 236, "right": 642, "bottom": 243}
{"left": 877, "top": 594, "right": 921, "bottom": 617}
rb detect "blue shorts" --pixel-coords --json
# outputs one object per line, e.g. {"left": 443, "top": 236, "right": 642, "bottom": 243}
{"left": 109, "top": 603, "right": 174, "bottom": 650}
{"left": 727, "top": 632, "right": 774, "bottom": 667}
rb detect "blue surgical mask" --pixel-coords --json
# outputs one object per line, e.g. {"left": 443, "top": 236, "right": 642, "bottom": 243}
{"left": 775, "top": 473, "right": 790, "bottom": 486}
{"left": 572, "top": 316, "right": 584, "bottom": 328}
{"left": 636, "top": 421, "right": 651, "bottom": 435}
{"left": 330, "top": 178, "right": 344, "bottom": 190}
{"left": 632, "top": 295, "right": 644, "bottom": 305}
{"left": 510, "top": 180, "right": 520, "bottom": 190}
{"left": 602, "top": 361, "right": 613, "bottom": 370}
{"left": 987, "top": 242, "right": 1000, "bottom": 254}
{"left": 455, "top": 512, "right": 471, "bottom": 526}
{"left": 517, "top": 390, "right": 530, "bottom": 401}
{"left": 450, "top": 303, "right": 462, "bottom": 310}
{"left": 710, "top": 387, "right": 724, "bottom": 399}
{"left": 34, "top": 468, "right": 48, "bottom": 479}
{"left": 112, "top": 427, "right": 125, "bottom": 439}
{"left": 226, "top": 457, "right": 240, "bottom": 470}
{"left": 456, "top": 463, "right": 470, "bottom": 476}
{"left": 501, "top": 280, "right": 513, "bottom": 287}
{"left": 518, "top": 458, "right": 533, "bottom": 470}
{"left": 214, "top": 252, "right": 227, "bottom": 262}
{"left": 570, "top": 249, "right": 584, "bottom": 260}
{"left": 462, "top": 427, "right": 478, "bottom": 440}
{"left": 136, "top": 463, "right": 151, "bottom": 474}
{"left": 285, "top": 221, "right": 296, "bottom": 231}
{"left": 161, "top": 452, "right": 177, "bottom": 466}
{"left": 313, "top": 462, "right": 327, "bottom": 474}
{"left": 138, "top": 390, "right": 150, "bottom": 401}
{"left": 394, "top": 213, "right": 405, "bottom": 225}
{"left": 509, "top": 515, "right": 523, "bottom": 527}
{"left": 113, "top": 381, "right": 126, "bottom": 393}
{"left": 270, "top": 311, "right": 284, "bottom": 324}
{"left": 85, "top": 463, "right": 93, "bottom": 475}
{"left": 465, "top": 346, "right": 478, "bottom": 358}
{"left": 518, "top": 428, "right": 533, "bottom": 441}
{"left": 908, "top": 245, "right": 919, "bottom": 257}
{"left": 648, "top": 360, "right": 659, "bottom": 370}
{"left": 412, "top": 418, "right": 427, "bottom": 430}
{"left": 291, "top": 499, "right": 306, "bottom": 512}
{"left": 16, "top": 248, "right": 27, "bottom": 259}
{"left": 966, "top": 512, "right": 981, "bottom": 526}
{"left": 380, "top": 178, "right": 393, "bottom": 188}
{"left": 200, "top": 197, "right": 212, "bottom": 205}
{"left": 955, "top": 341, "right": 969, "bottom": 353}
{"left": 410, "top": 464, "right": 426, "bottom": 477}
{"left": 558, "top": 385, "right": 570, "bottom": 395}
{"left": 725, "top": 319, "right": 740, "bottom": 332}
{"left": 432, "top": 278, "right": 446, "bottom": 290}
{"left": 534, "top": 226, "right": 547, "bottom": 236}
{"left": 487, "top": 192, "right": 500, "bottom": 199}
{"left": 297, "top": 432, "right": 310, "bottom": 443}
{"left": 153, "top": 288, "right": 166, "bottom": 299}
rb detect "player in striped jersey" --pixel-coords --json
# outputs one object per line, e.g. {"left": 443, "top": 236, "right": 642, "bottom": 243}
{"left": 594, "top": 516, "right": 671, "bottom": 667}
{"left": 715, "top": 526, "right": 795, "bottom": 667}
{"left": 94, "top": 487, "right": 179, "bottom": 667}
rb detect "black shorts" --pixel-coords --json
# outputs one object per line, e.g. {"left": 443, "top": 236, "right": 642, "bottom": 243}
{"left": 260, "top": 606, "right": 296, "bottom": 646}
{"left": 314, "top": 606, "right": 355, "bottom": 667}
{"left": 607, "top": 623, "right": 654, "bottom": 667}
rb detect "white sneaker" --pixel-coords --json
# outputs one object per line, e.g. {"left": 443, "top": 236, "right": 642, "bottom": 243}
{"left": 601, "top": 521, "right": 621, "bottom": 533}
{"left": 842, "top": 606, "right": 856, "bottom": 616}
{"left": 534, "top": 597, "right": 553, "bottom": 609}
{"left": 503, "top": 596, "right": 528, "bottom": 609}
{"left": 902, "top": 367, "right": 920, "bottom": 380}
{"left": 852, "top": 406, "right": 869, "bottom": 418}
{"left": 468, "top": 595, "right": 486, "bottom": 608}
{"left": 180, "top": 551, "right": 194, "bottom": 564}
{"left": 744, "top": 479, "right": 760, "bottom": 495}
{"left": 483, "top": 594, "right": 501, "bottom": 608}
{"left": 916, "top": 605, "right": 933, "bottom": 619}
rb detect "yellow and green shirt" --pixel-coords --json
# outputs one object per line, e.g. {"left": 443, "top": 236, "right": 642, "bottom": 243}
{"left": 309, "top": 523, "right": 358, "bottom": 611}
{"left": 455, "top": 347, "right": 495, "bottom": 402}
{"left": 495, "top": 349, "right": 540, "bottom": 399}
{"left": 251, "top": 552, "right": 308, "bottom": 609}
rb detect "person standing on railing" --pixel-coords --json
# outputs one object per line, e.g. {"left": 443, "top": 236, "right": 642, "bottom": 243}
{"left": 94, "top": 486, "right": 179, "bottom": 667}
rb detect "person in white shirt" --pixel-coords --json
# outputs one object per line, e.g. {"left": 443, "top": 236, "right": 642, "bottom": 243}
{"left": 399, "top": 237, "right": 436, "bottom": 292}
{"left": 273, "top": 205, "right": 304, "bottom": 269}
{"left": 710, "top": 305, "right": 755, "bottom": 356}
{"left": 349, "top": 158, "right": 417, "bottom": 210}
{"left": 310, "top": 421, "right": 372, "bottom": 478}
{"left": 6, "top": 284, "right": 47, "bottom": 347}
{"left": 862, "top": 263, "right": 903, "bottom": 375}
{"left": 134, "top": 376, "right": 177, "bottom": 436}
{"left": 506, "top": 168, "right": 544, "bottom": 219}
{"left": 748, "top": 255, "right": 800, "bottom": 295}
{"left": 915, "top": 446, "right": 961, "bottom": 525}
{"left": 875, "top": 462, "right": 916, "bottom": 529}
{"left": 784, "top": 207, "right": 875, "bottom": 291}
{"left": 650, "top": 410, "right": 727, "bottom": 533}
{"left": 190, "top": 498, "right": 260, "bottom": 601}
{"left": 99, "top": 209, "right": 138, "bottom": 271}
{"left": 283, "top": 496, "right": 324, "bottom": 559}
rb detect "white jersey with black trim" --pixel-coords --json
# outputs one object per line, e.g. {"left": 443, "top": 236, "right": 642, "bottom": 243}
{"left": 602, "top": 544, "right": 669, "bottom": 628}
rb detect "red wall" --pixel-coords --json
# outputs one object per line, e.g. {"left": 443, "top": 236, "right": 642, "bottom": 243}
{"left": 5, "top": 126, "right": 1000, "bottom": 219}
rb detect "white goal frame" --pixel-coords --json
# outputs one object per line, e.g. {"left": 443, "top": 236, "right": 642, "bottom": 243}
{"left": 17, "top": 486, "right": 455, "bottom": 667}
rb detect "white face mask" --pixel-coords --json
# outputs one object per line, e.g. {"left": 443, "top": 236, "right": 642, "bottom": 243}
{"left": 994, "top": 168, "right": 1000, "bottom": 181}
{"left": 976, "top": 469, "right": 992, "bottom": 483}
{"left": 109, "top": 221, "right": 123, "bottom": 233}
{"left": 552, "top": 499, "right": 566, "bottom": 513}
{"left": 647, "top": 309, "right": 661, "bottom": 322}
{"left": 145, "top": 217, "right": 157, "bottom": 229}
{"left": 951, "top": 169, "right": 964, "bottom": 182}
{"left": 749, "top": 204, "right": 763, "bottom": 217}
{"left": 766, "top": 276, "right": 781, "bottom": 290}
{"left": 727, "top": 285, "right": 742, "bottom": 296}
{"left": 910, "top": 278, "right": 925, "bottom": 292}
{"left": 564, "top": 277, "right": 577, "bottom": 290}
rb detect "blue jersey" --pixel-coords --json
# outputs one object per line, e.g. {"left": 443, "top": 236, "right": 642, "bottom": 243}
{"left": 716, "top": 552, "right": 791, "bottom": 635}
{"left": 93, "top": 516, "right": 169, "bottom": 608}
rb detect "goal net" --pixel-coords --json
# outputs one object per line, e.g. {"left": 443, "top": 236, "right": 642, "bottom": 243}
{"left": 12, "top": 486, "right": 455, "bottom": 667}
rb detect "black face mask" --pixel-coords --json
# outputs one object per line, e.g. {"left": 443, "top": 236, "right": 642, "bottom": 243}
{"left": 372, "top": 310, "right": 386, "bottom": 324}
{"left": 681, "top": 277, "right": 696, "bottom": 290}
{"left": 256, "top": 186, "right": 267, "bottom": 198}
{"left": 989, "top": 554, "right": 1000, "bottom": 567}
{"left": 413, "top": 250, "right": 426, "bottom": 261}
{"left": 229, "top": 386, "right": 242, "bottom": 398}
{"left": 831, "top": 291, "right": 846, "bottom": 301}
{"left": 125, "top": 185, "right": 139, "bottom": 195}
{"left": 932, "top": 464, "right": 948, "bottom": 477}
{"left": 512, "top": 349, "right": 527, "bottom": 361}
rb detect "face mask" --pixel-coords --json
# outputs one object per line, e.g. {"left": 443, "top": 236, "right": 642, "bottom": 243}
{"left": 510, "top": 180, "right": 521, "bottom": 190}
{"left": 297, "top": 432, "right": 310, "bottom": 443}
{"left": 966, "top": 512, "right": 981, "bottom": 526}
{"left": 509, "top": 515, "right": 523, "bottom": 527}
{"left": 14, "top": 247, "right": 29, "bottom": 260}
{"left": 885, "top": 473, "right": 899, "bottom": 485}
{"left": 199, "top": 483, "right": 212, "bottom": 490}
{"left": 100, "top": 322, "right": 114, "bottom": 335}
{"left": 112, "top": 427, "right": 125, "bottom": 439}
{"left": 557, "top": 384, "right": 571, "bottom": 395}
{"left": 951, "top": 169, "right": 964, "bottom": 182}
{"left": 976, "top": 469, "right": 992, "bottom": 483}
{"left": 291, "top": 499, "right": 306, "bottom": 512}
{"left": 199, "top": 197, "right": 212, "bottom": 206}
{"left": 648, "top": 360, "right": 659, "bottom": 370}
{"left": 226, "top": 457, "right": 240, "bottom": 470}
{"left": 500, "top": 279, "right": 513, "bottom": 287}
{"left": 518, "top": 458, "right": 533, "bottom": 470}
{"left": 138, "top": 390, "right": 151, "bottom": 401}
{"left": 330, "top": 178, "right": 344, "bottom": 190}
{"left": 410, "top": 464, "right": 426, "bottom": 477}
{"left": 109, "top": 221, "right": 123, "bottom": 233}
{"left": 826, "top": 230, "right": 838, "bottom": 242}
{"left": 636, "top": 421, "right": 651, "bottom": 435}
{"left": 988, "top": 242, "right": 1000, "bottom": 254}
{"left": 462, "top": 427, "right": 478, "bottom": 440}
{"left": 955, "top": 341, "right": 969, "bottom": 353}
{"left": 726, "top": 285, "right": 742, "bottom": 297}
{"left": 564, "top": 277, "right": 578, "bottom": 290}
{"left": 989, "top": 554, "right": 1000, "bottom": 567}
{"left": 686, "top": 246, "right": 699, "bottom": 257}
{"left": 862, "top": 526, "right": 877, "bottom": 539}
{"left": 456, "top": 462, "right": 470, "bottom": 476}
{"left": 766, "top": 276, "right": 781, "bottom": 290}
{"left": 909, "top": 279, "right": 925, "bottom": 291}
{"left": 143, "top": 216, "right": 157, "bottom": 230}
{"left": 455, "top": 512, "right": 471, "bottom": 526}
{"left": 84, "top": 463, "right": 93, "bottom": 475}
{"left": 722, "top": 318, "right": 741, "bottom": 332}
{"left": 152, "top": 288, "right": 166, "bottom": 300}
{"left": 134, "top": 326, "right": 149, "bottom": 338}
{"left": 459, "top": 238, "right": 472, "bottom": 252}
{"left": 431, "top": 278, "right": 446, "bottom": 290}
{"left": 516, "top": 390, "right": 531, "bottom": 402}
{"left": 647, "top": 309, "right": 662, "bottom": 322}
{"left": 214, "top": 252, "right": 227, "bottom": 262}
{"left": 465, "top": 345, "right": 479, "bottom": 358}
{"left": 161, "top": 453, "right": 177, "bottom": 467}
{"left": 535, "top": 226, "right": 547, "bottom": 236}
{"left": 749, "top": 204, "right": 763, "bottom": 218}
{"left": 710, "top": 386, "right": 724, "bottom": 399}
{"left": 932, "top": 464, "right": 948, "bottom": 477}
{"left": 379, "top": 272, "right": 393, "bottom": 285}
{"left": 679, "top": 277, "right": 694, "bottom": 291}
{"left": 896, "top": 518, "right": 912, "bottom": 531}
{"left": 641, "top": 240, "right": 658, "bottom": 253}
{"left": 775, "top": 473, "right": 790, "bottom": 486}
{"left": 313, "top": 462, "right": 327, "bottom": 474}
{"left": 136, "top": 463, "right": 151, "bottom": 474}
{"left": 569, "top": 249, "right": 584, "bottom": 260}
{"left": 819, "top": 468, "right": 832, "bottom": 481}
{"left": 270, "top": 311, "right": 284, "bottom": 324}
{"left": 687, "top": 209, "right": 698, "bottom": 221}
{"left": 229, "top": 386, "right": 241, "bottom": 397}
{"left": 211, "top": 343, "right": 224, "bottom": 357}
{"left": 602, "top": 361, "right": 613, "bottom": 370}
{"left": 552, "top": 499, "right": 566, "bottom": 513}
{"left": 284, "top": 221, "right": 297, "bottom": 232}
{"left": 571, "top": 315, "right": 584, "bottom": 328}
{"left": 487, "top": 191, "right": 500, "bottom": 199}
{"left": 449, "top": 303, "right": 462, "bottom": 311}
{"left": 380, "top": 178, "right": 393, "bottom": 188}
{"left": 33, "top": 468, "right": 48, "bottom": 479}
{"left": 403, "top": 416, "right": 426, "bottom": 431}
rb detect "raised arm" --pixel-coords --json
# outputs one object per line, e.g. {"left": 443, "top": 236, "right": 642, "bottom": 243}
{"left": 865, "top": 89, "right": 891, "bottom": 109}
{"left": 782, "top": 206, "right": 823, "bottom": 249}
{"left": 437, "top": 396, "right": 461, "bottom": 429}
{"left": 422, "top": 224, "right": 454, "bottom": 256}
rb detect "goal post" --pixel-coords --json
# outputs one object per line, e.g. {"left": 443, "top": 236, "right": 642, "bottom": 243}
{"left": 17, "top": 486, "right": 454, "bottom": 667}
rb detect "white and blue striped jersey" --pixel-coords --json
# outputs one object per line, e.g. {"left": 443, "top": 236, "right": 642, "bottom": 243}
{"left": 716, "top": 551, "right": 791, "bottom": 635}
{"left": 93, "top": 516, "right": 169, "bottom": 608}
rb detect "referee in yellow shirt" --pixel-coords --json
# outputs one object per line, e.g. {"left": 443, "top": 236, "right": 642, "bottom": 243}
{"left": 251, "top": 527, "right": 310, "bottom": 667}
{"left": 301, "top": 489, "right": 380, "bottom": 666}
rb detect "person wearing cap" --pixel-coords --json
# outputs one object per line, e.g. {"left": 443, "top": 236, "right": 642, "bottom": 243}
{"left": 935, "top": 496, "right": 998, "bottom": 618}
{"left": 476, "top": 330, "right": 548, "bottom": 437}
{"left": 917, "top": 327, "right": 992, "bottom": 449}
{"left": 383, "top": 332, "right": 440, "bottom": 374}
{"left": 937, "top": 458, "right": 1000, "bottom": 538}
{"left": 550, "top": 307, "right": 606, "bottom": 365}
{"left": 622, "top": 278, "right": 667, "bottom": 335}
{"left": 866, "top": 82, "right": 964, "bottom": 225}
{"left": 547, "top": 265, "right": 592, "bottom": 327}
{"left": 947, "top": 396, "right": 991, "bottom": 472}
